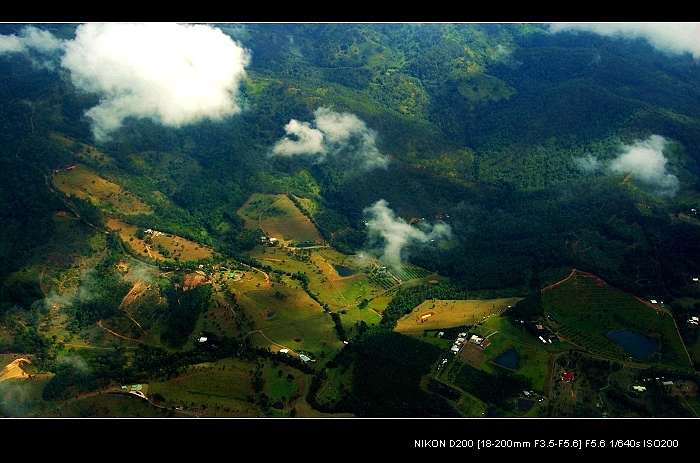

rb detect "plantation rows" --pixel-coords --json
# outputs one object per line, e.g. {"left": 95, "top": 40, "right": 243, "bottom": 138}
{"left": 555, "top": 324, "right": 631, "bottom": 362}
{"left": 387, "top": 265, "right": 433, "bottom": 281}
{"left": 368, "top": 274, "right": 396, "bottom": 290}
{"left": 367, "top": 265, "right": 433, "bottom": 292}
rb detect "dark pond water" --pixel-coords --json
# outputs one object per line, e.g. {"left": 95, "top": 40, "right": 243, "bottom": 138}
{"left": 492, "top": 347, "right": 519, "bottom": 370}
{"left": 517, "top": 399, "right": 535, "bottom": 413}
{"left": 605, "top": 330, "right": 658, "bottom": 360}
{"left": 334, "top": 264, "right": 357, "bottom": 277}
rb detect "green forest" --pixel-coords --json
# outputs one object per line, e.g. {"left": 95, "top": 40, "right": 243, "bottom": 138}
{"left": 0, "top": 23, "right": 699, "bottom": 422}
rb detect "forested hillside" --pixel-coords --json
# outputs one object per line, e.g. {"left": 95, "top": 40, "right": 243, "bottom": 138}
{"left": 1, "top": 23, "right": 699, "bottom": 420}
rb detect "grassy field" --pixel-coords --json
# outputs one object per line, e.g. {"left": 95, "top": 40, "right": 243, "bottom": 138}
{"left": 52, "top": 164, "right": 152, "bottom": 215}
{"left": 4, "top": 181, "right": 698, "bottom": 419}
{"left": 394, "top": 297, "right": 523, "bottom": 337}
{"left": 238, "top": 193, "right": 324, "bottom": 246}
{"left": 542, "top": 269, "right": 692, "bottom": 369}
{"left": 148, "top": 358, "right": 259, "bottom": 416}
{"left": 107, "top": 218, "right": 213, "bottom": 263}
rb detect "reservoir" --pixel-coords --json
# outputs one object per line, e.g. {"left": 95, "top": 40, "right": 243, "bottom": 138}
{"left": 492, "top": 346, "right": 519, "bottom": 370}
{"left": 334, "top": 264, "right": 357, "bottom": 277}
{"left": 605, "top": 330, "right": 658, "bottom": 360}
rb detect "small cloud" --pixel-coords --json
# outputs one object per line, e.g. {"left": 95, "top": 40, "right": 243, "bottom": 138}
{"left": 272, "top": 119, "right": 326, "bottom": 156}
{"left": 271, "top": 107, "right": 389, "bottom": 171}
{"left": 573, "top": 154, "right": 602, "bottom": 173}
{"left": 362, "top": 199, "right": 451, "bottom": 267}
{"left": 575, "top": 134, "right": 679, "bottom": 198}
{"left": 607, "top": 135, "right": 679, "bottom": 198}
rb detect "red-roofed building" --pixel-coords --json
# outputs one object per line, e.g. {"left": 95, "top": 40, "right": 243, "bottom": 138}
{"left": 562, "top": 371, "right": 574, "bottom": 382}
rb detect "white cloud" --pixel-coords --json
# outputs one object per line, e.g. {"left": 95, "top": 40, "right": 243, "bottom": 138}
{"left": 548, "top": 23, "right": 700, "bottom": 60}
{"left": 607, "top": 135, "right": 679, "bottom": 198}
{"left": 575, "top": 135, "right": 679, "bottom": 198}
{"left": 272, "top": 107, "right": 389, "bottom": 171}
{"left": 363, "top": 199, "right": 451, "bottom": 267}
{"left": 272, "top": 119, "right": 326, "bottom": 156}
{"left": 0, "top": 25, "right": 64, "bottom": 69}
{"left": 573, "top": 154, "right": 601, "bottom": 173}
{"left": 59, "top": 22, "right": 251, "bottom": 141}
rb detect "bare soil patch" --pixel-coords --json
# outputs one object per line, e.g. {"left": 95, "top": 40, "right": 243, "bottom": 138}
{"left": 458, "top": 343, "right": 488, "bottom": 368}
{"left": 0, "top": 358, "right": 31, "bottom": 382}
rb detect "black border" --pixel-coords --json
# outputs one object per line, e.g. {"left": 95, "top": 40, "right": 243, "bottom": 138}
{"left": 16, "top": 416, "right": 692, "bottom": 456}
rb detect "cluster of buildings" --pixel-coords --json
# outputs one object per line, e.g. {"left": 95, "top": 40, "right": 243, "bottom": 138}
{"left": 442, "top": 331, "right": 487, "bottom": 355}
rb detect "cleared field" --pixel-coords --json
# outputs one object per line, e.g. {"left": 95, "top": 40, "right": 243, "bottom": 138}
{"left": 246, "top": 313, "right": 344, "bottom": 361}
{"left": 239, "top": 193, "right": 324, "bottom": 246}
{"left": 0, "top": 358, "right": 30, "bottom": 381}
{"left": 394, "top": 297, "right": 523, "bottom": 336}
{"left": 106, "top": 218, "right": 213, "bottom": 262}
{"left": 52, "top": 164, "right": 152, "bottom": 215}
{"left": 543, "top": 269, "right": 691, "bottom": 368}
{"left": 50, "top": 133, "right": 115, "bottom": 168}
{"left": 241, "top": 284, "right": 325, "bottom": 326}
{"left": 148, "top": 358, "right": 259, "bottom": 417}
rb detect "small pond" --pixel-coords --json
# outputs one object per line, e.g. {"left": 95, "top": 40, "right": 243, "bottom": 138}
{"left": 604, "top": 330, "right": 658, "bottom": 360}
{"left": 492, "top": 347, "right": 519, "bottom": 370}
{"left": 334, "top": 264, "right": 357, "bottom": 277}
{"left": 517, "top": 399, "right": 535, "bottom": 413}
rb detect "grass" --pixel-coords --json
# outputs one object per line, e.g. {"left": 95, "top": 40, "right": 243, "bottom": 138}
{"left": 542, "top": 270, "right": 692, "bottom": 369}
{"left": 394, "top": 297, "right": 523, "bottom": 337}
{"left": 239, "top": 193, "right": 324, "bottom": 247}
{"left": 107, "top": 218, "right": 213, "bottom": 263}
{"left": 52, "top": 164, "right": 152, "bottom": 215}
{"left": 148, "top": 358, "right": 259, "bottom": 417}
{"left": 7, "top": 180, "right": 699, "bottom": 418}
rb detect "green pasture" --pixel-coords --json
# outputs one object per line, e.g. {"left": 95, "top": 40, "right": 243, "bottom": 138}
{"left": 544, "top": 271, "right": 663, "bottom": 334}
{"left": 313, "top": 361, "right": 353, "bottom": 405}
{"left": 366, "top": 295, "right": 393, "bottom": 313}
{"left": 39, "top": 389, "right": 172, "bottom": 418}
{"left": 470, "top": 316, "right": 553, "bottom": 393}
{"left": 260, "top": 195, "right": 323, "bottom": 245}
{"left": 452, "top": 391, "right": 490, "bottom": 417}
{"left": 52, "top": 164, "right": 152, "bottom": 216}
{"left": 147, "top": 358, "right": 259, "bottom": 416}
{"left": 246, "top": 313, "right": 344, "bottom": 365}
{"left": 683, "top": 396, "right": 700, "bottom": 417}
{"left": 240, "top": 193, "right": 323, "bottom": 246}
{"left": 263, "top": 361, "right": 301, "bottom": 401}
{"left": 225, "top": 267, "right": 269, "bottom": 295}
{"left": 542, "top": 271, "right": 692, "bottom": 369}
{"left": 0, "top": 373, "right": 50, "bottom": 417}
{"left": 240, "top": 283, "right": 324, "bottom": 324}
{"left": 261, "top": 361, "right": 318, "bottom": 417}
{"left": 237, "top": 192, "right": 280, "bottom": 228}
{"left": 338, "top": 306, "right": 383, "bottom": 338}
